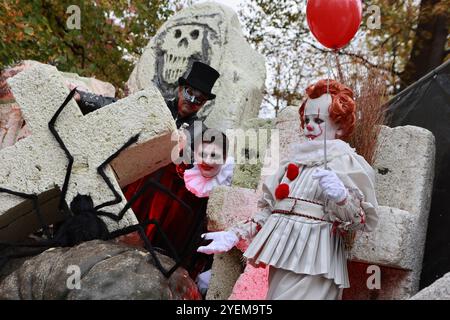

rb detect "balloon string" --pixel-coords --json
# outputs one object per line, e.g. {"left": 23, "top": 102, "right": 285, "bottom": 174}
{"left": 324, "top": 51, "right": 333, "bottom": 170}
{"left": 333, "top": 49, "right": 344, "bottom": 82}
{"left": 326, "top": 50, "right": 333, "bottom": 92}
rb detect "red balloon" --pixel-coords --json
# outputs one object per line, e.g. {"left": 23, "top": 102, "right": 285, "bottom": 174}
{"left": 306, "top": 0, "right": 362, "bottom": 50}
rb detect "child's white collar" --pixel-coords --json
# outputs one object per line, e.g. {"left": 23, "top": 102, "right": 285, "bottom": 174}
{"left": 184, "top": 157, "right": 234, "bottom": 198}
{"left": 288, "top": 139, "right": 356, "bottom": 166}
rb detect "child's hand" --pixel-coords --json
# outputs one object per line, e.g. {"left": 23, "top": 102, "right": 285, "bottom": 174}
{"left": 66, "top": 82, "right": 89, "bottom": 102}
{"left": 197, "top": 231, "right": 239, "bottom": 254}
{"left": 312, "top": 168, "right": 348, "bottom": 204}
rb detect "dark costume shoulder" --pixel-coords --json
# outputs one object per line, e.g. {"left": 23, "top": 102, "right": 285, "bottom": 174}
{"left": 122, "top": 163, "right": 210, "bottom": 278}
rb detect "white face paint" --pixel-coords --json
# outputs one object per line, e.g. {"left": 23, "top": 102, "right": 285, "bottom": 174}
{"left": 303, "top": 94, "right": 340, "bottom": 141}
{"left": 195, "top": 142, "right": 224, "bottom": 178}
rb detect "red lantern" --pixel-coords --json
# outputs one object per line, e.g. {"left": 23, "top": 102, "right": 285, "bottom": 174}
{"left": 306, "top": 0, "right": 362, "bottom": 50}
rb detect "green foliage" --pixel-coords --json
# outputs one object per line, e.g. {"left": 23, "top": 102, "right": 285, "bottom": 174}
{"left": 361, "top": 0, "right": 421, "bottom": 91}
{"left": 0, "top": 0, "right": 174, "bottom": 96}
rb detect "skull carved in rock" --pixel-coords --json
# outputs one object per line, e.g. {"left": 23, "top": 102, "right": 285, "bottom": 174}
{"left": 160, "top": 25, "right": 205, "bottom": 84}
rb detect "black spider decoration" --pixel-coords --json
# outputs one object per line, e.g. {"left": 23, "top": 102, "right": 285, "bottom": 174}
{"left": 0, "top": 88, "right": 206, "bottom": 278}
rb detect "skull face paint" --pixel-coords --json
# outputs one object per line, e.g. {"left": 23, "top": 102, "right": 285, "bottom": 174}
{"left": 303, "top": 94, "right": 340, "bottom": 141}
{"left": 177, "top": 86, "right": 207, "bottom": 118}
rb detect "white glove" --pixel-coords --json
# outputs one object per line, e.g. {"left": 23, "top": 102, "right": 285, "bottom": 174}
{"left": 312, "top": 168, "right": 348, "bottom": 203}
{"left": 197, "top": 231, "right": 239, "bottom": 255}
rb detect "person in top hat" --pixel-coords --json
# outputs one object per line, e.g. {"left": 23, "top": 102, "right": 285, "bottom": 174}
{"left": 70, "top": 61, "right": 220, "bottom": 132}
{"left": 70, "top": 61, "right": 220, "bottom": 163}
{"left": 174, "top": 61, "right": 219, "bottom": 124}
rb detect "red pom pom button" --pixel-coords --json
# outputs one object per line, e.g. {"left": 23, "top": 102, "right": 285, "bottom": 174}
{"left": 275, "top": 183, "right": 290, "bottom": 200}
{"left": 286, "top": 163, "right": 300, "bottom": 181}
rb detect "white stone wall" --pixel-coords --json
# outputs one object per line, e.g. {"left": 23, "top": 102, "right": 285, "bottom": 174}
{"left": 368, "top": 125, "right": 435, "bottom": 297}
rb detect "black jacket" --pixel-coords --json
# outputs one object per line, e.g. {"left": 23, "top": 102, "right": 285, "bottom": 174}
{"left": 77, "top": 91, "right": 117, "bottom": 115}
{"left": 77, "top": 91, "right": 201, "bottom": 130}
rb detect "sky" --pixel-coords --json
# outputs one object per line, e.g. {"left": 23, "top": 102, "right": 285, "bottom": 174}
{"left": 195, "top": 0, "right": 244, "bottom": 13}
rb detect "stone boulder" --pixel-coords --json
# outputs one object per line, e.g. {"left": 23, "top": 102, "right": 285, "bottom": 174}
{"left": 0, "top": 240, "right": 201, "bottom": 300}
{"left": 410, "top": 272, "right": 450, "bottom": 300}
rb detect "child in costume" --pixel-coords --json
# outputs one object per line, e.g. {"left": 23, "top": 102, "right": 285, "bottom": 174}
{"left": 198, "top": 80, "right": 378, "bottom": 300}
{"left": 123, "top": 128, "right": 233, "bottom": 284}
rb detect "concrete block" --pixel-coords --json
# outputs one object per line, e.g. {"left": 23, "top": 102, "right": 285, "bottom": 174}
{"left": 0, "top": 62, "right": 178, "bottom": 240}
{"left": 230, "top": 118, "right": 274, "bottom": 190}
{"left": 350, "top": 206, "right": 415, "bottom": 270}
{"left": 343, "top": 261, "right": 413, "bottom": 300}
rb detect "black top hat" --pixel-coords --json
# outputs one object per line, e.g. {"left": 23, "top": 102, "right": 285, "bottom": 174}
{"left": 178, "top": 61, "right": 220, "bottom": 100}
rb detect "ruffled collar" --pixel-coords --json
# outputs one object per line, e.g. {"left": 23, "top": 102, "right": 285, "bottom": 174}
{"left": 288, "top": 139, "right": 356, "bottom": 166}
{"left": 184, "top": 156, "right": 235, "bottom": 198}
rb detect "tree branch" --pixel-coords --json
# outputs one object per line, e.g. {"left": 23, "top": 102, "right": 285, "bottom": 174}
{"left": 304, "top": 41, "right": 401, "bottom": 77}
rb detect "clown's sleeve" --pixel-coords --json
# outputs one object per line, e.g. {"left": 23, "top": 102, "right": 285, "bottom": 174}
{"left": 227, "top": 161, "right": 288, "bottom": 243}
{"left": 325, "top": 153, "right": 379, "bottom": 233}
